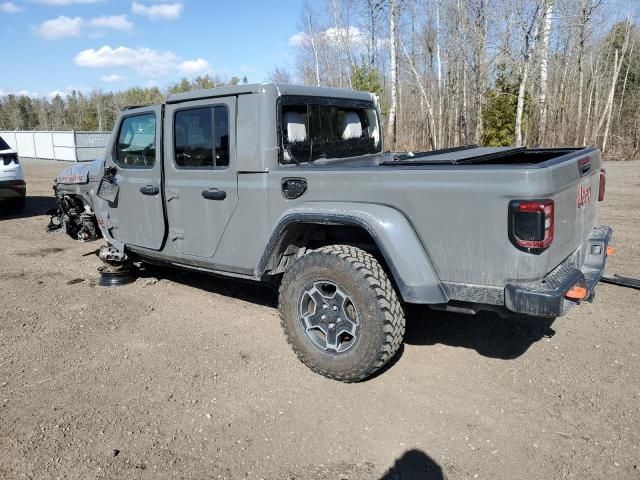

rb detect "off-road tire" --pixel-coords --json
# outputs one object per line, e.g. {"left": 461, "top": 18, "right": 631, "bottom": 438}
{"left": 279, "top": 244, "right": 405, "bottom": 382}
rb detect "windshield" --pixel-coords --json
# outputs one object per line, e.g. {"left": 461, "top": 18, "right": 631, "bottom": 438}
{"left": 0, "top": 136, "right": 11, "bottom": 151}
{"left": 279, "top": 96, "right": 381, "bottom": 164}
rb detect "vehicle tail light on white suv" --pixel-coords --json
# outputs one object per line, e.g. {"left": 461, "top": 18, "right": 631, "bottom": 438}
{"left": 508, "top": 200, "right": 554, "bottom": 254}
{"left": 2, "top": 154, "right": 19, "bottom": 166}
{"left": 598, "top": 168, "right": 606, "bottom": 201}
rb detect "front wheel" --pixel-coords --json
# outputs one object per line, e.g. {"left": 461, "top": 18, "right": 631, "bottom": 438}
{"left": 278, "top": 245, "right": 406, "bottom": 382}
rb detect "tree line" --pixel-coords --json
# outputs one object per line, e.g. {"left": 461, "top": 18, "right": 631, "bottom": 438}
{"left": 0, "top": 75, "right": 247, "bottom": 133}
{"left": 285, "top": 0, "right": 639, "bottom": 160}
{"left": 2, "top": 1, "right": 639, "bottom": 160}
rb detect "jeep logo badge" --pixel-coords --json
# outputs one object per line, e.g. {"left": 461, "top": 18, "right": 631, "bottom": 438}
{"left": 577, "top": 185, "right": 592, "bottom": 208}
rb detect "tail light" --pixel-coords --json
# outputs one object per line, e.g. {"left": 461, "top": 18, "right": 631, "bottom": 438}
{"left": 2, "top": 155, "right": 18, "bottom": 166}
{"left": 509, "top": 200, "right": 554, "bottom": 254}
{"left": 598, "top": 168, "right": 606, "bottom": 201}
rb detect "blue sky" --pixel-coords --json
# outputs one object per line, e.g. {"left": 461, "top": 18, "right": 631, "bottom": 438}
{"left": 0, "top": 0, "right": 304, "bottom": 97}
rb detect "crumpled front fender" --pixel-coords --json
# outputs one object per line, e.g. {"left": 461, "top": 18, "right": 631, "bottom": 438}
{"left": 55, "top": 159, "right": 104, "bottom": 186}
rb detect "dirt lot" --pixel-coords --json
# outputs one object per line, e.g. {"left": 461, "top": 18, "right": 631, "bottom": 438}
{"left": 0, "top": 159, "right": 638, "bottom": 480}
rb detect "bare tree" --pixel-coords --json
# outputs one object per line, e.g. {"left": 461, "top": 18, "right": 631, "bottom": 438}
{"left": 514, "top": 3, "right": 541, "bottom": 146}
{"left": 597, "top": 20, "right": 631, "bottom": 153}
{"left": 269, "top": 66, "right": 294, "bottom": 84}
{"left": 304, "top": 3, "right": 322, "bottom": 86}
{"left": 364, "top": 0, "right": 385, "bottom": 65}
{"left": 435, "top": 0, "right": 443, "bottom": 148}
{"left": 537, "top": 0, "right": 553, "bottom": 145}
{"left": 387, "top": 0, "right": 399, "bottom": 150}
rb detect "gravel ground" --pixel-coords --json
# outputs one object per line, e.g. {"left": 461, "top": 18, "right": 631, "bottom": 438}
{"left": 0, "top": 159, "right": 638, "bottom": 480}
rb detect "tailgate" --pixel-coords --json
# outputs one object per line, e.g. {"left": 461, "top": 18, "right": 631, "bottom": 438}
{"left": 543, "top": 149, "right": 602, "bottom": 275}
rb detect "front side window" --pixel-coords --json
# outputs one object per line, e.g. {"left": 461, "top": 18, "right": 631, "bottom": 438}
{"left": 280, "top": 96, "right": 381, "bottom": 164}
{"left": 115, "top": 113, "right": 156, "bottom": 169}
{"left": 174, "top": 106, "right": 229, "bottom": 169}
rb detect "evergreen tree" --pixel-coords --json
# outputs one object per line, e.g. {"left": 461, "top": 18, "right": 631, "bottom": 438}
{"left": 481, "top": 66, "right": 532, "bottom": 146}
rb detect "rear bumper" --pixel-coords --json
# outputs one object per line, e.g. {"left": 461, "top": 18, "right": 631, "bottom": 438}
{"left": 505, "top": 225, "right": 613, "bottom": 317}
{"left": 0, "top": 180, "right": 26, "bottom": 200}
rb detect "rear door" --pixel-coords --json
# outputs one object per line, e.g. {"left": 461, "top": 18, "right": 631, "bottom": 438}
{"left": 106, "top": 106, "right": 165, "bottom": 250}
{"left": 163, "top": 97, "right": 238, "bottom": 258}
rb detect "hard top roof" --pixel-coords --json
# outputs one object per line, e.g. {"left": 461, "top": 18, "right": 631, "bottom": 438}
{"left": 165, "top": 83, "right": 375, "bottom": 104}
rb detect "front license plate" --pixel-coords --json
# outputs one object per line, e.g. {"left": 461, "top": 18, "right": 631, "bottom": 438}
{"left": 97, "top": 178, "right": 119, "bottom": 203}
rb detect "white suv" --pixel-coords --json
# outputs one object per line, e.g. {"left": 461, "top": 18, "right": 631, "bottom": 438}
{"left": 0, "top": 135, "right": 26, "bottom": 212}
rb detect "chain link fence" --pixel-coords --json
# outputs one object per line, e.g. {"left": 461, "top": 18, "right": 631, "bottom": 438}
{"left": 0, "top": 130, "right": 111, "bottom": 162}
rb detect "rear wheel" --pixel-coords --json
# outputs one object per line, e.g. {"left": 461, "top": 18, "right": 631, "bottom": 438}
{"left": 278, "top": 245, "right": 405, "bottom": 382}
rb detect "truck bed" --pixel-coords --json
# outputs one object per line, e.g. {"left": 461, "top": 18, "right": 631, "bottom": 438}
{"left": 267, "top": 146, "right": 602, "bottom": 293}
{"left": 383, "top": 146, "right": 582, "bottom": 166}
{"left": 306, "top": 146, "right": 587, "bottom": 169}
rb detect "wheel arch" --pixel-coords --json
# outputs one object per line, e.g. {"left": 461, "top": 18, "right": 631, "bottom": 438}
{"left": 257, "top": 202, "right": 448, "bottom": 304}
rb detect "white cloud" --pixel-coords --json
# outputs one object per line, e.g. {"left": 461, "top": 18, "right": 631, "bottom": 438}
{"left": 131, "top": 1, "right": 182, "bottom": 20}
{"left": 101, "top": 73, "right": 125, "bottom": 82}
{"left": 34, "top": 14, "right": 134, "bottom": 39}
{"left": 288, "top": 32, "right": 307, "bottom": 47}
{"left": 75, "top": 45, "right": 177, "bottom": 76}
{"left": 32, "top": 0, "right": 101, "bottom": 5}
{"left": 0, "top": 89, "right": 36, "bottom": 97}
{"left": 0, "top": 2, "right": 22, "bottom": 13}
{"left": 34, "top": 15, "right": 84, "bottom": 40}
{"left": 75, "top": 45, "right": 209, "bottom": 78}
{"left": 0, "top": 86, "right": 90, "bottom": 98}
{"left": 178, "top": 58, "right": 211, "bottom": 75}
{"left": 289, "top": 26, "right": 367, "bottom": 48}
{"left": 90, "top": 15, "right": 133, "bottom": 31}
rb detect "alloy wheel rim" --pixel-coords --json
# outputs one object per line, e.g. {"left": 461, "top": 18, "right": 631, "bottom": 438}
{"left": 298, "top": 280, "right": 360, "bottom": 354}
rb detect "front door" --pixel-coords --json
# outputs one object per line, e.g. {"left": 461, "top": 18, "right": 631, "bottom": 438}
{"left": 106, "top": 106, "right": 165, "bottom": 250}
{"left": 163, "top": 97, "right": 238, "bottom": 258}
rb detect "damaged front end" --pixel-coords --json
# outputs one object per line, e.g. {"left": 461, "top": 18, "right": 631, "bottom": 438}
{"left": 48, "top": 159, "right": 104, "bottom": 242}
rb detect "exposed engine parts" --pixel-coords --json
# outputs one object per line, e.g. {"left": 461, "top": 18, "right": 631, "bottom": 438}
{"left": 47, "top": 193, "right": 101, "bottom": 242}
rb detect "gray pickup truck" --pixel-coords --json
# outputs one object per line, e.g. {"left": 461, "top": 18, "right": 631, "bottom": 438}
{"left": 51, "top": 83, "right": 612, "bottom": 382}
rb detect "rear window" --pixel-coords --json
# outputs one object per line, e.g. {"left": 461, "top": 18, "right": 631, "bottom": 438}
{"left": 0, "top": 136, "right": 11, "bottom": 151}
{"left": 279, "top": 96, "right": 381, "bottom": 164}
{"left": 174, "top": 106, "right": 229, "bottom": 169}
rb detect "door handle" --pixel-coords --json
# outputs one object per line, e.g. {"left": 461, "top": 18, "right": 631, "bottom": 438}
{"left": 202, "top": 188, "right": 226, "bottom": 200}
{"left": 140, "top": 185, "right": 160, "bottom": 196}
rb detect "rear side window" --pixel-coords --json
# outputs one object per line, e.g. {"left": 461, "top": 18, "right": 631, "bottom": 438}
{"left": 115, "top": 113, "right": 156, "bottom": 169}
{"left": 174, "top": 106, "right": 229, "bottom": 169}
{"left": 279, "top": 96, "right": 381, "bottom": 165}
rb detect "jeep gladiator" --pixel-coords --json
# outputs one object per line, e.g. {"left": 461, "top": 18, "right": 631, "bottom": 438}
{"left": 51, "top": 83, "right": 613, "bottom": 382}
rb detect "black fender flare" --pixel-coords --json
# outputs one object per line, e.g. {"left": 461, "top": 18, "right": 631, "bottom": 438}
{"left": 256, "top": 202, "right": 448, "bottom": 304}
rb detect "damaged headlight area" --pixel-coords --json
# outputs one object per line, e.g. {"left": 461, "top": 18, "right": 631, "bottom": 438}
{"left": 47, "top": 190, "right": 101, "bottom": 242}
